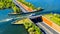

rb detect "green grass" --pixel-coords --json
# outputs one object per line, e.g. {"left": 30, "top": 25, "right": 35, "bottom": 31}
{"left": 0, "top": 0, "right": 21, "bottom": 13}
{"left": 18, "top": 18, "right": 42, "bottom": 34}
{"left": 0, "top": 0, "right": 42, "bottom": 13}
{"left": 44, "top": 13, "right": 60, "bottom": 26}
{"left": 0, "top": 0, "right": 42, "bottom": 34}
{"left": 18, "top": 0, "right": 42, "bottom": 10}
{"left": 18, "top": 0, "right": 36, "bottom": 10}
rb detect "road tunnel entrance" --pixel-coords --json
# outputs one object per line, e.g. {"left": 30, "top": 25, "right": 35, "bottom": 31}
{"left": 30, "top": 16, "right": 43, "bottom": 23}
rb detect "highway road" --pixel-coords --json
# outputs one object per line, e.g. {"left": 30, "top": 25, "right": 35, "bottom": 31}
{"left": 13, "top": 0, "right": 29, "bottom": 13}
{"left": 13, "top": 0, "right": 59, "bottom": 34}
{"left": 36, "top": 22, "right": 58, "bottom": 34}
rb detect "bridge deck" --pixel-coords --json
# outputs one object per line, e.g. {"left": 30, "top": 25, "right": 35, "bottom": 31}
{"left": 12, "top": 0, "right": 60, "bottom": 34}
{"left": 11, "top": 17, "right": 59, "bottom": 34}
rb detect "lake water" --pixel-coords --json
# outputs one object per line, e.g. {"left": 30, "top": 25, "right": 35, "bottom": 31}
{"left": 26, "top": 0, "right": 60, "bottom": 11}
{"left": 0, "top": 9, "right": 28, "bottom": 34}
{"left": 0, "top": 0, "right": 60, "bottom": 34}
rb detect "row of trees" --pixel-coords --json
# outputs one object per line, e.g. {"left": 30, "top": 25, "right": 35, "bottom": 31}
{"left": 18, "top": 0, "right": 37, "bottom": 10}
{"left": 0, "top": 2, "right": 4, "bottom": 9}
{"left": 21, "top": 19, "right": 42, "bottom": 34}
{"left": 0, "top": 0, "right": 12, "bottom": 9}
{"left": 18, "top": 0, "right": 43, "bottom": 11}
{"left": 0, "top": 0, "right": 43, "bottom": 13}
{"left": 0, "top": 0, "right": 21, "bottom": 13}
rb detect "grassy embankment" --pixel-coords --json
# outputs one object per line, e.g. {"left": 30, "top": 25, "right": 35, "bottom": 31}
{"left": 0, "top": 0, "right": 42, "bottom": 13}
{"left": 15, "top": 18, "right": 42, "bottom": 34}
{"left": 0, "top": 0, "right": 42, "bottom": 34}
{"left": 18, "top": 0, "right": 42, "bottom": 11}
{"left": 43, "top": 13, "right": 60, "bottom": 26}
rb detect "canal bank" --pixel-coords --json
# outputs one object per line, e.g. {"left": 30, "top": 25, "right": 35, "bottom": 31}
{"left": 0, "top": 19, "right": 28, "bottom": 34}
{"left": 0, "top": 9, "right": 29, "bottom": 34}
{"left": 1, "top": 0, "right": 60, "bottom": 34}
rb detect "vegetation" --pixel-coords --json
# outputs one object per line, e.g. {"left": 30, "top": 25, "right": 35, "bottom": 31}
{"left": 18, "top": 18, "right": 42, "bottom": 34}
{"left": 0, "top": 0, "right": 21, "bottom": 13}
{"left": 43, "top": 13, "right": 60, "bottom": 26}
{"left": 18, "top": 0, "right": 42, "bottom": 10}
{"left": 0, "top": 0, "right": 42, "bottom": 13}
{"left": 0, "top": 2, "right": 4, "bottom": 9}
{"left": 0, "top": 0, "right": 43, "bottom": 34}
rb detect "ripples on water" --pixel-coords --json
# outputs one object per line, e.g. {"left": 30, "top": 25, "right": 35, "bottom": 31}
{"left": 0, "top": 0, "right": 60, "bottom": 34}
{"left": 0, "top": 18, "right": 28, "bottom": 34}
{"left": 26, "top": 0, "right": 60, "bottom": 11}
{"left": 0, "top": 9, "right": 28, "bottom": 34}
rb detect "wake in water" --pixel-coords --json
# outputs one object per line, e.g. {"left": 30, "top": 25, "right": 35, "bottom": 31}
{"left": 0, "top": 17, "right": 23, "bottom": 23}
{"left": 0, "top": 18, "right": 13, "bottom": 22}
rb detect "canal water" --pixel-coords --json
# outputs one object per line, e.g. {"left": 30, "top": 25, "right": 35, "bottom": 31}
{"left": 0, "top": 0, "right": 60, "bottom": 34}
{"left": 26, "top": 0, "right": 60, "bottom": 11}
{"left": 0, "top": 9, "right": 28, "bottom": 34}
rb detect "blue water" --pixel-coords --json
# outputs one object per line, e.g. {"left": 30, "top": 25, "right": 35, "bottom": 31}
{"left": 0, "top": 9, "right": 28, "bottom": 34}
{"left": 0, "top": 20, "right": 28, "bottom": 34}
{"left": 0, "top": 0, "right": 60, "bottom": 34}
{"left": 0, "top": 9, "right": 13, "bottom": 20}
{"left": 26, "top": 0, "right": 60, "bottom": 11}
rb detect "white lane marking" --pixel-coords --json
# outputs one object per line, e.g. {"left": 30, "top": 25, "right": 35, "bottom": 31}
{"left": 36, "top": 23, "right": 53, "bottom": 34}
{"left": 42, "top": 16, "right": 60, "bottom": 33}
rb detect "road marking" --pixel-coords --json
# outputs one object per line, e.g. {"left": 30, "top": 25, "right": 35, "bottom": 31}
{"left": 42, "top": 16, "right": 60, "bottom": 33}
{"left": 36, "top": 23, "right": 53, "bottom": 34}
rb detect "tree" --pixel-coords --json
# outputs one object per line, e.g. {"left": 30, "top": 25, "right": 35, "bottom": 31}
{"left": 12, "top": 6, "right": 17, "bottom": 13}
{"left": 0, "top": 2, "right": 4, "bottom": 9}
{"left": 28, "top": 27, "right": 34, "bottom": 32}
